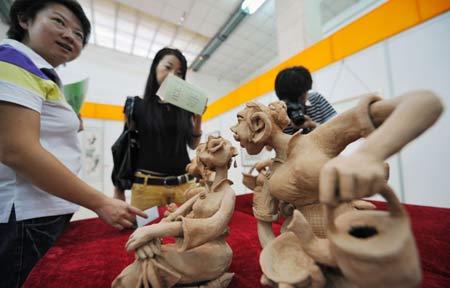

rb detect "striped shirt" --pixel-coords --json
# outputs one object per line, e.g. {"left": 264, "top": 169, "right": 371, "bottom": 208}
{"left": 283, "top": 91, "right": 337, "bottom": 135}
{"left": 0, "top": 39, "right": 80, "bottom": 222}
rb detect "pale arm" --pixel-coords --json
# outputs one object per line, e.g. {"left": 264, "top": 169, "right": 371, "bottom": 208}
{"left": 188, "top": 113, "right": 202, "bottom": 149}
{"left": 0, "top": 102, "right": 147, "bottom": 229}
{"left": 113, "top": 186, "right": 126, "bottom": 201}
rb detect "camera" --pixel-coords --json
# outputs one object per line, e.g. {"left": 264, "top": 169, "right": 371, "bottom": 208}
{"left": 286, "top": 100, "right": 307, "bottom": 126}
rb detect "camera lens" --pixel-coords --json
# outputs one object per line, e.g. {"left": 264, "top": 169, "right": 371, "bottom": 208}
{"left": 286, "top": 101, "right": 306, "bottom": 126}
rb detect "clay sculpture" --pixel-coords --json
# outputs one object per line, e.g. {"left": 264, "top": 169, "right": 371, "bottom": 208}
{"left": 112, "top": 135, "right": 238, "bottom": 288}
{"left": 231, "top": 90, "right": 443, "bottom": 287}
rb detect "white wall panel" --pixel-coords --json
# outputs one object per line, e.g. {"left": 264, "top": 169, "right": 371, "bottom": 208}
{"left": 336, "top": 42, "right": 388, "bottom": 98}
{"left": 314, "top": 42, "right": 389, "bottom": 103}
{"left": 313, "top": 61, "right": 342, "bottom": 102}
{"left": 387, "top": 12, "right": 450, "bottom": 207}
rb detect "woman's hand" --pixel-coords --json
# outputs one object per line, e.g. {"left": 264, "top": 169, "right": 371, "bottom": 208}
{"left": 94, "top": 197, "right": 146, "bottom": 230}
{"left": 319, "top": 152, "right": 386, "bottom": 206}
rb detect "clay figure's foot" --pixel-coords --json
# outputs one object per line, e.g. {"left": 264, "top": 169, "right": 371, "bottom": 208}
{"left": 187, "top": 273, "right": 234, "bottom": 288}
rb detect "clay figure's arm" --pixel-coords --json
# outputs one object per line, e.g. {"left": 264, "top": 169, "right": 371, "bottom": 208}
{"left": 320, "top": 90, "right": 443, "bottom": 206}
{"left": 306, "top": 94, "right": 382, "bottom": 158}
{"left": 177, "top": 187, "right": 236, "bottom": 251}
{"left": 254, "top": 159, "right": 273, "bottom": 172}
{"left": 161, "top": 193, "right": 200, "bottom": 223}
{"left": 243, "top": 159, "right": 272, "bottom": 190}
{"left": 126, "top": 221, "right": 183, "bottom": 251}
{"left": 126, "top": 195, "right": 201, "bottom": 251}
{"left": 254, "top": 184, "right": 279, "bottom": 248}
{"left": 257, "top": 220, "right": 276, "bottom": 248}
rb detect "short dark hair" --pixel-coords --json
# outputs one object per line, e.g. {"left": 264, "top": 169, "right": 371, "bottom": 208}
{"left": 275, "top": 66, "right": 313, "bottom": 102}
{"left": 7, "top": 0, "right": 91, "bottom": 46}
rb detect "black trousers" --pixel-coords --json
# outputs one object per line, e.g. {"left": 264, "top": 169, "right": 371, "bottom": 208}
{"left": 0, "top": 207, "right": 72, "bottom": 288}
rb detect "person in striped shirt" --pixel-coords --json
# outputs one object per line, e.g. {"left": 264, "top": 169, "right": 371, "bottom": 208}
{"left": 275, "top": 66, "right": 337, "bottom": 135}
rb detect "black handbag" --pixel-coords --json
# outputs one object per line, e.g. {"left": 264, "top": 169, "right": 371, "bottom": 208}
{"left": 111, "top": 96, "right": 139, "bottom": 190}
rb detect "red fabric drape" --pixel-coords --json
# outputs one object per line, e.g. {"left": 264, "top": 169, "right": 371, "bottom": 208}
{"left": 23, "top": 194, "right": 450, "bottom": 287}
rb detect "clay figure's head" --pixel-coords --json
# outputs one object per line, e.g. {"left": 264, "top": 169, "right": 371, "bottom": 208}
{"left": 197, "top": 136, "right": 238, "bottom": 172}
{"left": 230, "top": 101, "right": 290, "bottom": 155}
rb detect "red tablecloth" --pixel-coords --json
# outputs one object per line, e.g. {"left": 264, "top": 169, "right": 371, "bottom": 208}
{"left": 23, "top": 194, "right": 450, "bottom": 287}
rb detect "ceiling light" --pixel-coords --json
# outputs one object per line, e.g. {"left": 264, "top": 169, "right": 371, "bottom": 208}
{"left": 190, "top": 4, "right": 247, "bottom": 71}
{"left": 241, "top": 0, "right": 267, "bottom": 15}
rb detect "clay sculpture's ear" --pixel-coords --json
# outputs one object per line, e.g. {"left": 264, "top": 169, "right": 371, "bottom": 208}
{"left": 250, "top": 112, "right": 272, "bottom": 144}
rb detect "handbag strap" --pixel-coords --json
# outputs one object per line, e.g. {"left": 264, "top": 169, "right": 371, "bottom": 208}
{"left": 125, "top": 96, "right": 137, "bottom": 131}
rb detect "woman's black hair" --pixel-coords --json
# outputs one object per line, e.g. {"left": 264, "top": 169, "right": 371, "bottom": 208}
{"left": 142, "top": 47, "right": 192, "bottom": 155}
{"left": 7, "top": 0, "right": 91, "bottom": 46}
{"left": 275, "top": 66, "right": 313, "bottom": 103}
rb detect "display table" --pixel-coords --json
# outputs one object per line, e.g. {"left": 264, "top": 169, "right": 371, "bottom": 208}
{"left": 23, "top": 194, "right": 450, "bottom": 287}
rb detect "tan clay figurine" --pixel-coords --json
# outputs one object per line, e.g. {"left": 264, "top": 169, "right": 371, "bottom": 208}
{"left": 242, "top": 159, "right": 273, "bottom": 217}
{"left": 287, "top": 182, "right": 421, "bottom": 288}
{"left": 231, "top": 90, "right": 443, "bottom": 287}
{"left": 112, "top": 136, "right": 238, "bottom": 288}
{"left": 183, "top": 143, "right": 211, "bottom": 201}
